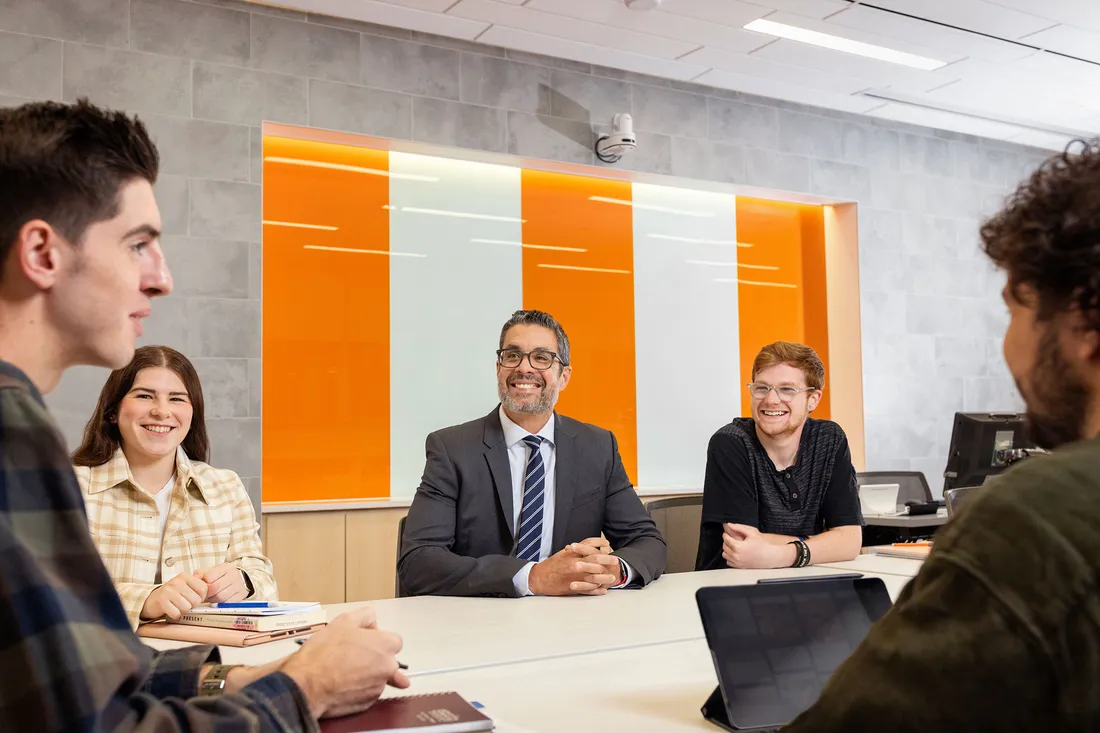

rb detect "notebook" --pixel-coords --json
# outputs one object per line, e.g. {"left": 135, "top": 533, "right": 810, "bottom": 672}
{"left": 137, "top": 620, "right": 326, "bottom": 647}
{"left": 696, "top": 576, "right": 892, "bottom": 731}
{"left": 320, "top": 693, "right": 493, "bottom": 733}
{"left": 869, "top": 543, "right": 932, "bottom": 560}
{"left": 176, "top": 608, "right": 327, "bottom": 632}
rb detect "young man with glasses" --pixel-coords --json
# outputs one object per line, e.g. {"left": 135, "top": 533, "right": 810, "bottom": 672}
{"left": 695, "top": 342, "right": 862, "bottom": 571}
{"left": 399, "top": 309, "right": 666, "bottom": 598}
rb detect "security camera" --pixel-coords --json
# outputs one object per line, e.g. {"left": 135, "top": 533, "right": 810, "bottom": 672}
{"left": 595, "top": 113, "right": 637, "bottom": 164}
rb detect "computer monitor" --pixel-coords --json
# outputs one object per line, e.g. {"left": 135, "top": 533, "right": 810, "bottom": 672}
{"left": 942, "top": 412, "right": 1037, "bottom": 492}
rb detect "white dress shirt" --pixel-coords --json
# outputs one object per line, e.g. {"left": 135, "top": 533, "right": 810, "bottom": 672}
{"left": 500, "top": 407, "right": 633, "bottom": 595}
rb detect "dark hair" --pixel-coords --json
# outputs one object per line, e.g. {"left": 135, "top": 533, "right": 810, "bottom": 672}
{"left": 499, "top": 309, "right": 571, "bottom": 366}
{"left": 752, "top": 341, "right": 825, "bottom": 390}
{"left": 981, "top": 139, "right": 1100, "bottom": 329}
{"left": 0, "top": 98, "right": 159, "bottom": 268}
{"left": 72, "top": 346, "right": 209, "bottom": 467}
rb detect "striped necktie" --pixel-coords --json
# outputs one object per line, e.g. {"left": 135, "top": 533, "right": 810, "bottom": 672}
{"left": 516, "top": 435, "right": 546, "bottom": 562}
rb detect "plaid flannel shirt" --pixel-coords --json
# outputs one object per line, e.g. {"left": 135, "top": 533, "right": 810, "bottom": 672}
{"left": 0, "top": 360, "right": 316, "bottom": 732}
{"left": 76, "top": 447, "right": 278, "bottom": 628}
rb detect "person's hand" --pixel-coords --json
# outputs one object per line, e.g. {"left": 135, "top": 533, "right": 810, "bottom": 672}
{"left": 195, "top": 563, "right": 249, "bottom": 603}
{"left": 569, "top": 542, "right": 624, "bottom": 589}
{"left": 140, "top": 572, "right": 208, "bottom": 621}
{"left": 577, "top": 536, "right": 613, "bottom": 555}
{"left": 723, "top": 524, "right": 794, "bottom": 569}
{"left": 281, "top": 606, "right": 409, "bottom": 720}
{"left": 528, "top": 544, "right": 618, "bottom": 596}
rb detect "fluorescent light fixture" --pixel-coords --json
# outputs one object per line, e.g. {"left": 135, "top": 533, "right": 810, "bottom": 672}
{"left": 588, "top": 196, "right": 716, "bottom": 218}
{"left": 649, "top": 234, "right": 750, "bottom": 247}
{"left": 400, "top": 207, "right": 526, "bottom": 223}
{"left": 715, "top": 277, "right": 797, "bottom": 288}
{"left": 744, "top": 18, "right": 947, "bottom": 71}
{"left": 265, "top": 157, "right": 439, "bottom": 182}
{"left": 537, "top": 264, "right": 632, "bottom": 274}
{"left": 263, "top": 220, "right": 338, "bottom": 231}
{"left": 738, "top": 263, "right": 780, "bottom": 271}
{"left": 382, "top": 205, "right": 396, "bottom": 210}
{"left": 471, "top": 238, "right": 587, "bottom": 253}
{"left": 304, "top": 245, "right": 427, "bottom": 258}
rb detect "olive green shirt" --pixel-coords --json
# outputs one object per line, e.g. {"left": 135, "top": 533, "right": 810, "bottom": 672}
{"left": 786, "top": 436, "right": 1100, "bottom": 732}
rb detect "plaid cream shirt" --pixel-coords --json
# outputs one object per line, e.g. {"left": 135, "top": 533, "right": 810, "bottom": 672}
{"left": 75, "top": 447, "right": 278, "bottom": 628}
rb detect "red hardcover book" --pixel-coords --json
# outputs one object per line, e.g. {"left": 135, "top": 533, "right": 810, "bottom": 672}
{"left": 320, "top": 693, "right": 493, "bottom": 733}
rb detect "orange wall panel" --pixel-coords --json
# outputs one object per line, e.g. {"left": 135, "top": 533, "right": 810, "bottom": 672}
{"left": 262, "top": 137, "right": 391, "bottom": 501}
{"left": 735, "top": 197, "right": 830, "bottom": 419}
{"left": 520, "top": 170, "right": 639, "bottom": 483}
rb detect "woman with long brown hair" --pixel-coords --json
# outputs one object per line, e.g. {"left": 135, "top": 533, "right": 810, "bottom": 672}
{"left": 73, "top": 345, "right": 277, "bottom": 628}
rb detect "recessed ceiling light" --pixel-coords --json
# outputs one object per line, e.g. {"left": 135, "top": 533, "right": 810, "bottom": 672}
{"left": 744, "top": 18, "right": 946, "bottom": 71}
{"left": 625, "top": 0, "right": 662, "bottom": 10}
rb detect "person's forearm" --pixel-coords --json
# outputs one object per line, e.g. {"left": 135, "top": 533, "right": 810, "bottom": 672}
{"left": 805, "top": 526, "right": 862, "bottom": 564}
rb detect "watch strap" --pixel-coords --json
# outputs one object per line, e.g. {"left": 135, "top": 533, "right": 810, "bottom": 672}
{"left": 200, "top": 664, "right": 240, "bottom": 696}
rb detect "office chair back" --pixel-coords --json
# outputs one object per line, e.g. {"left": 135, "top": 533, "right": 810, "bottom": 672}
{"left": 856, "top": 471, "right": 932, "bottom": 509}
{"left": 395, "top": 515, "right": 408, "bottom": 598}
{"left": 646, "top": 495, "right": 703, "bottom": 574}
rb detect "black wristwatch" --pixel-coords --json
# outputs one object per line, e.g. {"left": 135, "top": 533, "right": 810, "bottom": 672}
{"left": 200, "top": 664, "right": 240, "bottom": 696}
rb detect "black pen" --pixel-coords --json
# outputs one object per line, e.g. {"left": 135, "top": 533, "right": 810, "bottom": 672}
{"left": 294, "top": 637, "right": 408, "bottom": 669}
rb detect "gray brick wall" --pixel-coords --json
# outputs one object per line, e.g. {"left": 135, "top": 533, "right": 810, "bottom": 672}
{"left": 1, "top": 0, "right": 1045, "bottom": 499}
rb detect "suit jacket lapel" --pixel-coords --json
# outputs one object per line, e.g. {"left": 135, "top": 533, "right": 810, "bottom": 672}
{"left": 552, "top": 413, "right": 579, "bottom": 552}
{"left": 482, "top": 408, "right": 516, "bottom": 537}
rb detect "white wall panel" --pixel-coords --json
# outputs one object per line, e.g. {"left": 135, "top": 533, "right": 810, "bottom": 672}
{"left": 389, "top": 152, "right": 522, "bottom": 496}
{"left": 633, "top": 183, "right": 740, "bottom": 489}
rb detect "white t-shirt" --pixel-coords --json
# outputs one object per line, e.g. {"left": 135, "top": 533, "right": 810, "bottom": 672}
{"left": 152, "top": 475, "right": 175, "bottom": 584}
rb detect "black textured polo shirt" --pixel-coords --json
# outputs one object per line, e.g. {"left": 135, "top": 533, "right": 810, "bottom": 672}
{"left": 696, "top": 417, "right": 862, "bottom": 571}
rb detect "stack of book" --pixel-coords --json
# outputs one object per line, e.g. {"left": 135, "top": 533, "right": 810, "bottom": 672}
{"left": 138, "top": 601, "right": 327, "bottom": 646}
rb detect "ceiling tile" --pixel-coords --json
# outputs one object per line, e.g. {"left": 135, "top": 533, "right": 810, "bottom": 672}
{"left": 1010, "top": 48, "right": 1100, "bottom": 90}
{"left": 656, "top": 0, "right": 771, "bottom": 27}
{"left": 867, "top": 0, "right": 1056, "bottom": 40}
{"left": 1020, "top": 24, "right": 1100, "bottom": 63}
{"left": 282, "top": 0, "right": 489, "bottom": 38}
{"left": 867, "top": 102, "right": 1028, "bottom": 139}
{"left": 750, "top": 39, "right": 949, "bottom": 92}
{"left": 447, "top": 0, "right": 698, "bottom": 58}
{"left": 523, "top": 0, "right": 773, "bottom": 54}
{"left": 681, "top": 46, "right": 875, "bottom": 94}
{"left": 741, "top": 0, "right": 850, "bottom": 20}
{"left": 475, "top": 25, "right": 710, "bottom": 81}
{"left": 988, "top": 0, "right": 1100, "bottom": 33}
{"left": 695, "top": 69, "right": 885, "bottom": 113}
{"left": 924, "top": 79, "right": 1097, "bottom": 130}
{"left": 826, "top": 5, "right": 1036, "bottom": 63}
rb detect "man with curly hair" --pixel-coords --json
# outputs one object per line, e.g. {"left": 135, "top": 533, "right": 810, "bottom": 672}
{"left": 786, "top": 143, "right": 1100, "bottom": 730}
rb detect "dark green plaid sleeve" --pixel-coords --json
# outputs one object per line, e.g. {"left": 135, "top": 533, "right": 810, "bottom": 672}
{"left": 0, "top": 362, "right": 316, "bottom": 732}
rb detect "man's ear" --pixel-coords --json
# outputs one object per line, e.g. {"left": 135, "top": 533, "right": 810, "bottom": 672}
{"left": 807, "top": 390, "right": 822, "bottom": 413}
{"left": 14, "top": 220, "right": 65, "bottom": 290}
{"left": 1061, "top": 310, "right": 1100, "bottom": 365}
{"left": 558, "top": 364, "right": 572, "bottom": 392}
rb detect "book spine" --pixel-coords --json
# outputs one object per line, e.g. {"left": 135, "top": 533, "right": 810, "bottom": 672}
{"left": 177, "top": 614, "right": 316, "bottom": 631}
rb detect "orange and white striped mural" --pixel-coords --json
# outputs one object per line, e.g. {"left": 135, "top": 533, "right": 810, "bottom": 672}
{"left": 262, "top": 133, "right": 831, "bottom": 503}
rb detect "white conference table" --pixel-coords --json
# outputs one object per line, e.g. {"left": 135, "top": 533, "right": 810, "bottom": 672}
{"left": 389, "top": 573, "right": 915, "bottom": 733}
{"left": 820, "top": 553, "right": 925, "bottom": 579}
{"left": 143, "top": 567, "right": 913, "bottom": 675}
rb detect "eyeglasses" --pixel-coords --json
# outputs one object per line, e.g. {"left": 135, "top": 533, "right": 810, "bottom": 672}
{"left": 747, "top": 383, "right": 817, "bottom": 401}
{"left": 496, "top": 349, "right": 566, "bottom": 371}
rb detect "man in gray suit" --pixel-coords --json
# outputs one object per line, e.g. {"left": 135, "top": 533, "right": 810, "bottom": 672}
{"left": 399, "top": 310, "right": 667, "bottom": 598}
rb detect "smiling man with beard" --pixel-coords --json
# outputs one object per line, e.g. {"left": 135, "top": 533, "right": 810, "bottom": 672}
{"left": 696, "top": 342, "right": 863, "bottom": 571}
{"left": 783, "top": 142, "right": 1100, "bottom": 731}
{"left": 398, "top": 309, "right": 666, "bottom": 597}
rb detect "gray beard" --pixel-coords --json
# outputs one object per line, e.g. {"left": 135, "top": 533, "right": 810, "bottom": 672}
{"left": 498, "top": 380, "right": 558, "bottom": 415}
